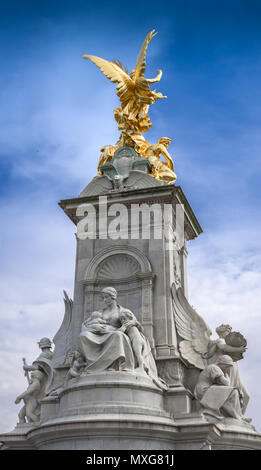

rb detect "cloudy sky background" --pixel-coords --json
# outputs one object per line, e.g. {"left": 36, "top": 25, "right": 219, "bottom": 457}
{"left": 1, "top": 0, "right": 261, "bottom": 432}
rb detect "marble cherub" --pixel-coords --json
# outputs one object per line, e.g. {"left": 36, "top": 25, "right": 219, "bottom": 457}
{"left": 67, "top": 350, "right": 87, "bottom": 379}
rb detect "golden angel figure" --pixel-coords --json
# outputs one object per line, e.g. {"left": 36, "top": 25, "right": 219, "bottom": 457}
{"left": 83, "top": 30, "right": 166, "bottom": 134}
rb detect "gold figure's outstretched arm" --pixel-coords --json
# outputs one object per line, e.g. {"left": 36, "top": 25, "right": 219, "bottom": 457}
{"left": 82, "top": 54, "right": 134, "bottom": 102}
{"left": 146, "top": 69, "right": 163, "bottom": 84}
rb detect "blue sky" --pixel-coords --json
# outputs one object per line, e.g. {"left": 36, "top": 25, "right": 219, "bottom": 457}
{"left": 1, "top": 0, "right": 261, "bottom": 432}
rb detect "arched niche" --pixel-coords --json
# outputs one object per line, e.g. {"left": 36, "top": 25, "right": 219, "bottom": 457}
{"left": 82, "top": 245, "right": 155, "bottom": 349}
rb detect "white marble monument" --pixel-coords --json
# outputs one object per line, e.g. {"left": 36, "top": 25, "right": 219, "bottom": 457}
{"left": 1, "top": 30, "right": 261, "bottom": 450}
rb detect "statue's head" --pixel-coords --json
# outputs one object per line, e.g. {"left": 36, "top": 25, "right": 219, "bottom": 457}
{"left": 216, "top": 354, "right": 234, "bottom": 371}
{"left": 158, "top": 137, "right": 171, "bottom": 148}
{"left": 73, "top": 350, "right": 82, "bottom": 360}
{"left": 101, "top": 287, "right": 117, "bottom": 306}
{"left": 100, "top": 145, "right": 114, "bottom": 157}
{"left": 216, "top": 324, "right": 232, "bottom": 338}
{"left": 38, "top": 337, "right": 52, "bottom": 349}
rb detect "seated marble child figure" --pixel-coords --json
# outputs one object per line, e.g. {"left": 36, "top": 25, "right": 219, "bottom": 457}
{"left": 67, "top": 350, "right": 86, "bottom": 378}
{"left": 118, "top": 309, "right": 146, "bottom": 373}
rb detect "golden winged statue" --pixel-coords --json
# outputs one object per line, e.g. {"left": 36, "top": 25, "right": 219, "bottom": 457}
{"left": 83, "top": 30, "right": 166, "bottom": 134}
{"left": 83, "top": 30, "right": 176, "bottom": 184}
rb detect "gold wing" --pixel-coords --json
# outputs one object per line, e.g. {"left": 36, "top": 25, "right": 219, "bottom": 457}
{"left": 82, "top": 54, "right": 134, "bottom": 104}
{"left": 134, "top": 30, "right": 157, "bottom": 80}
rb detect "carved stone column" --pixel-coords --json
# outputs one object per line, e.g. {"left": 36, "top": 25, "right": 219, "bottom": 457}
{"left": 179, "top": 241, "right": 188, "bottom": 298}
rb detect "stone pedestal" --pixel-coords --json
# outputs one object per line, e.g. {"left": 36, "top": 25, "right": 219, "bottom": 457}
{"left": 1, "top": 173, "right": 261, "bottom": 450}
{"left": 1, "top": 370, "right": 260, "bottom": 449}
{"left": 57, "top": 183, "right": 202, "bottom": 363}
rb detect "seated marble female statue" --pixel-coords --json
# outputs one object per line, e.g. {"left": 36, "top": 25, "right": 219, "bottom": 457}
{"left": 79, "top": 287, "right": 165, "bottom": 387}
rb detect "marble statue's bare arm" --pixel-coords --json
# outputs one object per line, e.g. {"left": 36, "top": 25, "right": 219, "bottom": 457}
{"left": 15, "top": 381, "right": 39, "bottom": 404}
{"left": 217, "top": 343, "right": 246, "bottom": 354}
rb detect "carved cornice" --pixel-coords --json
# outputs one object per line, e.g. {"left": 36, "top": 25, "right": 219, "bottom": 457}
{"left": 59, "top": 184, "right": 203, "bottom": 241}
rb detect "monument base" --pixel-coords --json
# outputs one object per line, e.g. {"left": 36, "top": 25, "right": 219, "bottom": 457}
{"left": 1, "top": 371, "right": 261, "bottom": 450}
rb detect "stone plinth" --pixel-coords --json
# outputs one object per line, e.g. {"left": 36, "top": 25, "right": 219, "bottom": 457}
{"left": 1, "top": 370, "right": 261, "bottom": 450}
{"left": 1, "top": 176, "right": 261, "bottom": 450}
{"left": 57, "top": 184, "right": 203, "bottom": 365}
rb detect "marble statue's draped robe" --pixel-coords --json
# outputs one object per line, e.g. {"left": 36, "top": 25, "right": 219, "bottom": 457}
{"left": 80, "top": 306, "right": 135, "bottom": 372}
{"left": 32, "top": 350, "right": 54, "bottom": 397}
{"left": 194, "top": 364, "right": 234, "bottom": 412}
{"left": 206, "top": 338, "right": 249, "bottom": 413}
{"left": 79, "top": 305, "right": 166, "bottom": 390}
{"left": 80, "top": 327, "right": 135, "bottom": 372}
